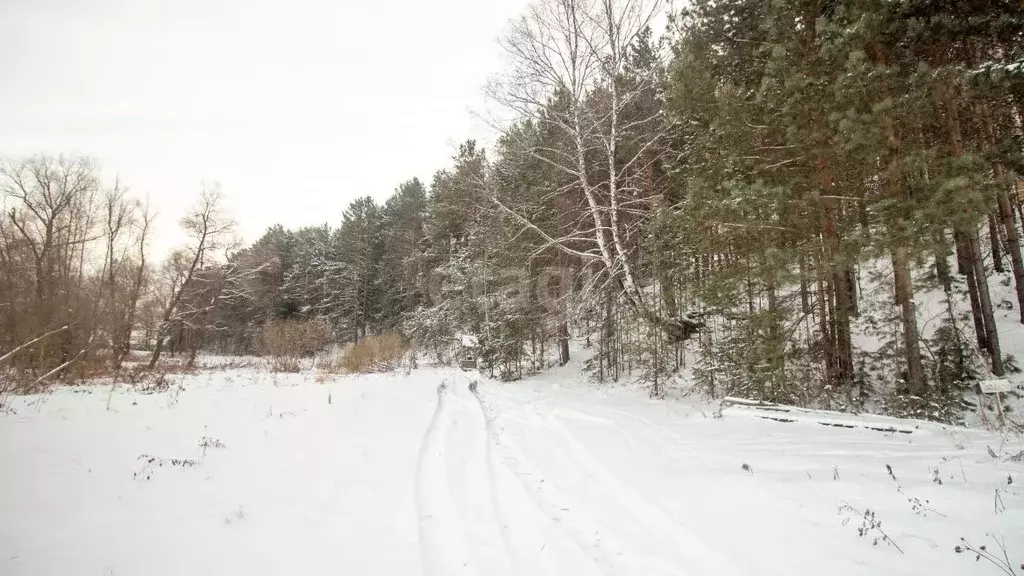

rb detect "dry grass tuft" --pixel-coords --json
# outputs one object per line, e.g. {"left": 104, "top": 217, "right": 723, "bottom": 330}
{"left": 261, "top": 319, "right": 331, "bottom": 372}
{"left": 318, "top": 333, "right": 409, "bottom": 375}
{"left": 268, "top": 356, "right": 304, "bottom": 373}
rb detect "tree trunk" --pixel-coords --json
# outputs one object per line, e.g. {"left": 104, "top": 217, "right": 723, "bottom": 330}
{"left": 875, "top": 43, "right": 924, "bottom": 396}
{"left": 147, "top": 336, "right": 165, "bottom": 369}
{"left": 1015, "top": 197, "right": 1024, "bottom": 243}
{"left": 980, "top": 105, "right": 1024, "bottom": 323}
{"left": 935, "top": 232, "right": 953, "bottom": 294}
{"left": 765, "top": 277, "right": 784, "bottom": 384}
{"left": 148, "top": 228, "right": 207, "bottom": 369}
{"left": 745, "top": 269, "right": 754, "bottom": 315}
{"left": 845, "top": 266, "right": 859, "bottom": 317}
{"left": 857, "top": 195, "right": 870, "bottom": 234}
{"left": 996, "top": 182, "right": 1024, "bottom": 324}
{"left": 187, "top": 309, "right": 216, "bottom": 369}
{"left": 833, "top": 266, "right": 855, "bottom": 398}
{"left": 558, "top": 320, "right": 570, "bottom": 366}
{"left": 557, "top": 260, "right": 570, "bottom": 366}
{"left": 891, "top": 246, "right": 925, "bottom": 395}
{"left": 816, "top": 248, "right": 836, "bottom": 400}
{"left": 817, "top": 149, "right": 852, "bottom": 394}
{"left": 113, "top": 263, "right": 145, "bottom": 369}
{"left": 798, "top": 253, "right": 810, "bottom": 314}
{"left": 956, "top": 231, "right": 990, "bottom": 352}
{"left": 187, "top": 338, "right": 201, "bottom": 368}
{"left": 968, "top": 226, "right": 1004, "bottom": 376}
{"left": 539, "top": 330, "right": 546, "bottom": 371}
{"left": 653, "top": 243, "right": 680, "bottom": 319}
{"left": 988, "top": 213, "right": 1004, "bottom": 273}
{"left": 941, "top": 91, "right": 1004, "bottom": 375}
{"left": 943, "top": 89, "right": 997, "bottom": 359}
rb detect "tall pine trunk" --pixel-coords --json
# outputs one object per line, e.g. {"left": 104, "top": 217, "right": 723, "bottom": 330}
{"left": 997, "top": 179, "right": 1024, "bottom": 324}
{"left": 833, "top": 266, "right": 855, "bottom": 399}
{"left": 798, "top": 252, "right": 811, "bottom": 314}
{"left": 891, "top": 246, "right": 925, "bottom": 394}
{"left": 956, "top": 231, "right": 991, "bottom": 352}
{"left": 942, "top": 87, "right": 1004, "bottom": 374}
{"left": 935, "top": 232, "right": 953, "bottom": 294}
{"left": 765, "top": 275, "right": 784, "bottom": 391}
{"left": 967, "top": 227, "right": 1004, "bottom": 376}
{"left": 817, "top": 152, "right": 854, "bottom": 395}
{"left": 988, "top": 213, "right": 1004, "bottom": 273}
{"left": 980, "top": 105, "right": 1024, "bottom": 323}
{"left": 876, "top": 44, "right": 925, "bottom": 396}
{"left": 816, "top": 247, "right": 836, "bottom": 403}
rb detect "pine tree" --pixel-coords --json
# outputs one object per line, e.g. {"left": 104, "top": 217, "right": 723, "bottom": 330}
{"left": 337, "top": 197, "right": 383, "bottom": 342}
{"left": 379, "top": 179, "right": 428, "bottom": 329}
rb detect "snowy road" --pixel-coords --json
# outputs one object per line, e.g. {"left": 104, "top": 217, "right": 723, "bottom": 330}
{"left": 416, "top": 375, "right": 744, "bottom": 576}
{"left": 1, "top": 366, "right": 1023, "bottom": 575}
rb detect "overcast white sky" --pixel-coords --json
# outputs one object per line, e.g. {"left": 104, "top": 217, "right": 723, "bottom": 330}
{"left": 0, "top": 0, "right": 532, "bottom": 256}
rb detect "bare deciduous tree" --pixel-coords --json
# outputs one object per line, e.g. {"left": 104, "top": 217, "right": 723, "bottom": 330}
{"left": 148, "top": 185, "right": 235, "bottom": 368}
{"left": 110, "top": 197, "right": 154, "bottom": 368}
{"left": 178, "top": 259, "right": 265, "bottom": 367}
{"left": 0, "top": 155, "right": 101, "bottom": 375}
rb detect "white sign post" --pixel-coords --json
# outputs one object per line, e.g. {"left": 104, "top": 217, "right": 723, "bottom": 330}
{"left": 979, "top": 380, "right": 1012, "bottom": 424}
{"left": 979, "top": 380, "right": 1012, "bottom": 394}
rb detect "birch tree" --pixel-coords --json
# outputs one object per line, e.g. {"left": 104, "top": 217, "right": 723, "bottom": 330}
{"left": 488, "top": 0, "right": 700, "bottom": 342}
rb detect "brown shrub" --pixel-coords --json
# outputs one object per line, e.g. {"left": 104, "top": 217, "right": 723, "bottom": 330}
{"left": 109, "top": 363, "right": 195, "bottom": 392}
{"left": 323, "top": 333, "right": 409, "bottom": 375}
{"left": 260, "top": 315, "right": 331, "bottom": 360}
{"left": 314, "top": 343, "right": 350, "bottom": 375}
{"left": 0, "top": 368, "right": 32, "bottom": 408}
{"left": 268, "top": 356, "right": 303, "bottom": 373}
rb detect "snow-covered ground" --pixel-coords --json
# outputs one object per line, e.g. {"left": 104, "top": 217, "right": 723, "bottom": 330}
{"left": 1, "top": 364, "right": 1023, "bottom": 576}
{"left": 851, "top": 258, "right": 1024, "bottom": 423}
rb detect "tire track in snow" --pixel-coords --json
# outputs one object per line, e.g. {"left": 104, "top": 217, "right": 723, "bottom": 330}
{"left": 475, "top": 398, "right": 528, "bottom": 576}
{"left": 585, "top": 405, "right": 702, "bottom": 454}
{"left": 468, "top": 380, "right": 612, "bottom": 575}
{"left": 415, "top": 379, "right": 476, "bottom": 576}
{"left": 441, "top": 389, "right": 519, "bottom": 576}
{"left": 542, "top": 413, "right": 748, "bottom": 576}
{"left": 497, "top": 401, "right": 695, "bottom": 574}
{"left": 583, "top": 404, "right": 842, "bottom": 530}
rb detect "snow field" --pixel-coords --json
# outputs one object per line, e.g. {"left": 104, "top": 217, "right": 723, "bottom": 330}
{"left": 0, "top": 366, "right": 1022, "bottom": 575}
